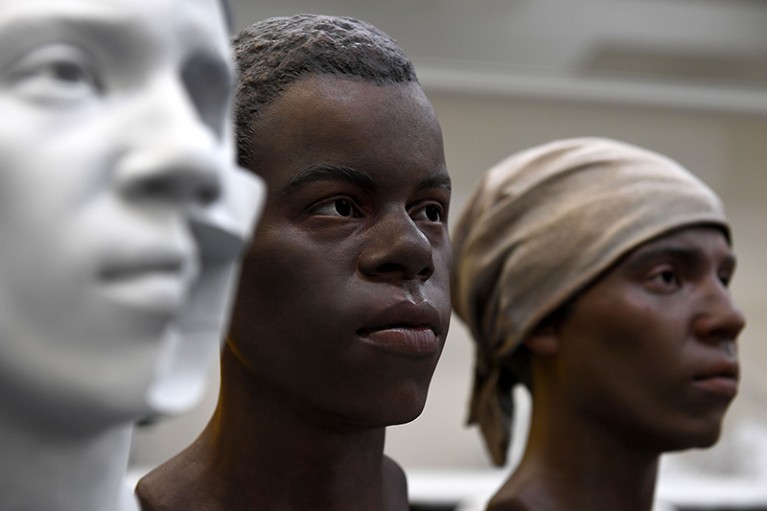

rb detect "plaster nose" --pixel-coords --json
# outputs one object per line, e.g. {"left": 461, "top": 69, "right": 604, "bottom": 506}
{"left": 115, "top": 76, "right": 225, "bottom": 207}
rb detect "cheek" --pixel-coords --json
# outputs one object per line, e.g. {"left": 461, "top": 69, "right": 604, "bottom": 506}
{"left": 228, "top": 231, "right": 354, "bottom": 342}
{"left": 560, "top": 298, "right": 675, "bottom": 393}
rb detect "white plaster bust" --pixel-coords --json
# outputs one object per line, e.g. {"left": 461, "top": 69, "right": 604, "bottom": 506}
{"left": 0, "top": 0, "right": 265, "bottom": 509}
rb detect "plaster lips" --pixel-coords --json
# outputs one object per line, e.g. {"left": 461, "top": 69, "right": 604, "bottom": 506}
{"left": 98, "top": 248, "right": 196, "bottom": 315}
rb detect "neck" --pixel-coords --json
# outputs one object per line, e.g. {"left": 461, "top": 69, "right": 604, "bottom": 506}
{"left": 138, "top": 345, "right": 407, "bottom": 511}
{"left": 0, "top": 413, "right": 138, "bottom": 511}
{"left": 492, "top": 391, "right": 659, "bottom": 511}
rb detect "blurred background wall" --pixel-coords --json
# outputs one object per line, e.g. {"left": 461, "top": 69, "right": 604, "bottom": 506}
{"left": 130, "top": 0, "right": 767, "bottom": 489}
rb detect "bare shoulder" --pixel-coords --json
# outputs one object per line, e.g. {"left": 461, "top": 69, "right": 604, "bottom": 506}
{"left": 382, "top": 455, "right": 409, "bottom": 511}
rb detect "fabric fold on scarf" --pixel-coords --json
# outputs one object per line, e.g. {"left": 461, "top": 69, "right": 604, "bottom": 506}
{"left": 451, "top": 137, "right": 728, "bottom": 466}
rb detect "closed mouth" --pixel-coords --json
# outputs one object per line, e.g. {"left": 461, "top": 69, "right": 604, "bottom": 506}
{"left": 100, "top": 260, "right": 185, "bottom": 280}
{"left": 98, "top": 254, "right": 195, "bottom": 314}
{"left": 357, "top": 302, "right": 444, "bottom": 356}
{"left": 693, "top": 360, "right": 739, "bottom": 382}
{"left": 692, "top": 360, "right": 739, "bottom": 398}
{"left": 357, "top": 325, "right": 440, "bottom": 356}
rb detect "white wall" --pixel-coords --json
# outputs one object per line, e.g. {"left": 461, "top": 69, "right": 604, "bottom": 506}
{"left": 130, "top": 89, "right": 767, "bottom": 478}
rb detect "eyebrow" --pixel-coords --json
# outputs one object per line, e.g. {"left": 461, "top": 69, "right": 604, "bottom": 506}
{"left": 626, "top": 244, "right": 736, "bottom": 270}
{"left": 281, "top": 164, "right": 452, "bottom": 197}
{"left": 281, "top": 164, "right": 376, "bottom": 195}
{"left": 0, "top": 11, "right": 136, "bottom": 47}
{"left": 418, "top": 172, "right": 452, "bottom": 193}
{"left": 0, "top": 13, "right": 167, "bottom": 73}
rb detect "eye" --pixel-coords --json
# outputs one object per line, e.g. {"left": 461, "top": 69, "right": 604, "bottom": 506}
{"left": 9, "top": 44, "right": 102, "bottom": 104}
{"left": 645, "top": 265, "right": 681, "bottom": 292}
{"left": 182, "top": 53, "right": 232, "bottom": 139}
{"left": 717, "top": 268, "right": 733, "bottom": 288}
{"left": 310, "top": 198, "right": 362, "bottom": 218}
{"left": 411, "top": 203, "right": 444, "bottom": 223}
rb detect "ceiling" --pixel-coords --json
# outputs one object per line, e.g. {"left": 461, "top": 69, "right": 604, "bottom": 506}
{"left": 229, "top": 0, "right": 767, "bottom": 114}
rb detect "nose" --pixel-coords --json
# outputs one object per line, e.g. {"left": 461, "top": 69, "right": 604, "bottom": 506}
{"left": 693, "top": 277, "right": 746, "bottom": 344}
{"left": 115, "top": 76, "right": 223, "bottom": 207}
{"left": 358, "top": 210, "right": 435, "bottom": 282}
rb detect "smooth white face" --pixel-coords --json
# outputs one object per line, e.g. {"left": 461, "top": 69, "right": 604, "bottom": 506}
{"left": 0, "top": 0, "right": 264, "bottom": 433}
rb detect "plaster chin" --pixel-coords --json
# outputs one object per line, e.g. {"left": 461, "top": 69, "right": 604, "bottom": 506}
{"left": 146, "top": 372, "right": 207, "bottom": 415}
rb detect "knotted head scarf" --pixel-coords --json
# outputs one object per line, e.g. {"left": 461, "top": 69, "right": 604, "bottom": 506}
{"left": 451, "top": 137, "right": 728, "bottom": 466}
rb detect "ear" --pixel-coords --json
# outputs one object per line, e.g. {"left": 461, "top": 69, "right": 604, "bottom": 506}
{"left": 523, "top": 324, "right": 560, "bottom": 356}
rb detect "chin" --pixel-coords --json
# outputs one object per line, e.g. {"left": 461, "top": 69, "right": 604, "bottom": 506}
{"left": 657, "top": 423, "right": 724, "bottom": 453}
{"left": 686, "top": 425, "right": 724, "bottom": 450}
{"left": 144, "top": 371, "right": 207, "bottom": 417}
{"left": 350, "top": 387, "right": 430, "bottom": 428}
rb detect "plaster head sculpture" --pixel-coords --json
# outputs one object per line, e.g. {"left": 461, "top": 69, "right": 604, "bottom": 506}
{"left": 0, "top": 0, "right": 264, "bottom": 510}
{"left": 136, "top": 14, "right": 451, "bottom": 511}
{"left": 451, "top": 137, "right": 745, "bottom": 511}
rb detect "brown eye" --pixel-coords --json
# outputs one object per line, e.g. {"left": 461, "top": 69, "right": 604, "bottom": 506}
{"left": 658, "top": 270, "right": 677, "bottom": 285}
{"left": 425, "top": 205, "right": 442, "bottom": 222}
{"left": 311, "top": 197, "right": 361, "bottom": 218}
{"left": 645, "top": 265, "right": 682, "bottom": 294}
{"left": 412, "top": 203, "right": 443, "bottom": 223}
{"left": 333, "top": 199, "right": 354, "bottom": 217}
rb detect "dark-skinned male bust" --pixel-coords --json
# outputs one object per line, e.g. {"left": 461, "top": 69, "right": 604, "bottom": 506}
{"left": 136, "top": 14, "right": 452, "bottom": 511}
{"left": 451, "top": 138, "right": 745, "bottom": 511}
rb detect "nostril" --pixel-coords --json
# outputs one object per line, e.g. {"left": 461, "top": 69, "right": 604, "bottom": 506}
{"left": 122, "top": 176, "right": 174, "bottom": 200}
{"left": 369, "top": 261, "right": 433, "bottom": 281}
{"left": 196, "top": 182, "right": 221, "bottom": 205}
{"left": 374, "top": 262, "right": 401, "bottom": 275}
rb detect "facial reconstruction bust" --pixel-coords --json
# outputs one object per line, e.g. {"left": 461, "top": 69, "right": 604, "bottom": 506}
{"left": 451, "top": 137, "right": 745, "bottom": 511}
{"left": 135, "top": 14, "right": 451, "bottom": 511}
{"left": 0, "top": 0, "right": 264, "bottom": 510}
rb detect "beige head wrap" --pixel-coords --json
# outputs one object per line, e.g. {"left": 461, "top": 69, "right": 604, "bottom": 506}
{"left": 451, "top": 137, "right": 728, "bottom": 466}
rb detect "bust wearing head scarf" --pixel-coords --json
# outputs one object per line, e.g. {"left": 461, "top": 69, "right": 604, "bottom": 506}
{"left": 452, "top": 137, "right": 745, "bottom": 510}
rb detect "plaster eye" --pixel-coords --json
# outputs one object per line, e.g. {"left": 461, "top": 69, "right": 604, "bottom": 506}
{"left": 10, "top": 44, "right": 102, "bottom": 104}
{"left": 182, "top": 53, "right": 232, "bottom": 140}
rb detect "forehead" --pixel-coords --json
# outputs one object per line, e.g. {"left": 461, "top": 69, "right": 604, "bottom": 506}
{"left": 0, "top": 0, "right": 229, "bottom": 54}
{"left": 625, "top": 225, "right": 731, "bottom": 260}
{"left": 253, "top": 75, "right": 446, "bottom": 187}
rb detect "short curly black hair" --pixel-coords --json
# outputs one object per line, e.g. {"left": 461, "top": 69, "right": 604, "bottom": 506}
{"left": 232, "top": 14, "right": 419, "bottom": 168}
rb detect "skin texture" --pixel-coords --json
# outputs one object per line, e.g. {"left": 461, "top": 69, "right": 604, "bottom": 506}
{"left": 136, "top": 75, "right": 451, "bottom": 511}
{"left": 0, "top": 1, "right": 263, "bottom": 510}
{"left": 490, "top": 226, "right": 745, "bottom": 511}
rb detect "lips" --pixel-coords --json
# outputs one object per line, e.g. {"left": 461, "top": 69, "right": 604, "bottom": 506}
{"left": 357, "top": 301, "right": 444, "bottom": 357}
{"left": 99, "top": 250, "right": 197, "bottom": 314}
{"left": 692, "top": 359, "right": 739, "bottom": 399}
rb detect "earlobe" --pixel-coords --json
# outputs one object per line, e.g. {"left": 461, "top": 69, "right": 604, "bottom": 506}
{"left": 523, "top": 326, "right": 560, "bottom": 356}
